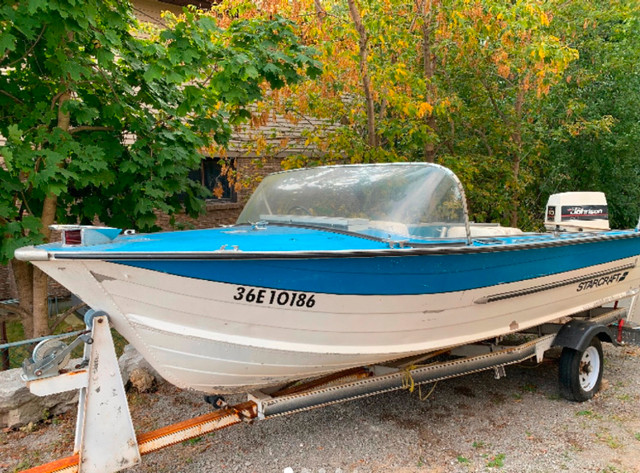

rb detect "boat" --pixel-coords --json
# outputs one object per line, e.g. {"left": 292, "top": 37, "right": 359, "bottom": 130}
{"left": 14, "top": 163, "right": 640, "bottom": 394}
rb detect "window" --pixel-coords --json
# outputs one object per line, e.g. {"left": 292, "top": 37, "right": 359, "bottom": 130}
{"left": 189, "top": 158, "right": 236, "bottom": 202}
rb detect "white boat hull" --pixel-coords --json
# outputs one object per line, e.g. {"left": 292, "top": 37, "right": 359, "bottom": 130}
{"left": 33, "top": 256, "right": 640, "bottom": 393}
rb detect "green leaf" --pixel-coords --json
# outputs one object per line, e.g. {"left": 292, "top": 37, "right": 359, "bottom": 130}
{"left": 143, "top": 64, "right": 164, "bottom": 82}
{"left": 0, "top": 31, "right": 17, "bottom": 57}
{"left": 7, "top": 124, "right": 22, "bottom": 142}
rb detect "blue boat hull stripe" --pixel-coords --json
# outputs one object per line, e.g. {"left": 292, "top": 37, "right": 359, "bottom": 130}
{"left": 104, "top": 249, "right": 640, "bottom": 296}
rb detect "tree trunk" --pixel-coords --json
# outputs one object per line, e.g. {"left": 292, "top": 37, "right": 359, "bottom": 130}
{"left": 347, "top": 0, "right": 378, "bottom": 148}
{"left": 32, "top": 268, "right": 50, "bottom": 337}
{"left": 509, "top": 84, "right": 526, "bottom": 228}
{"left": 23, "top": 90, "right": 70, "bottom": 338}
{"left": 510, "top": 153, "right": 521, "bottom": 228}
{"left": 24, "top": 196, "right": 56, "bottom": 336}
{"left": 11, "top": 259, "right": 34, "bottom": 338}
{"left": 313, "top": 0, "right": 326, "bottom": 22}
{"left": 419, "top": 0, "right": 437, "bottom": 162}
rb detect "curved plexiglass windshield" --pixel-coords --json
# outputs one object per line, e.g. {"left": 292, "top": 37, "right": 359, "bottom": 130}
{"left": 237, "top": 163, "right": 469, "bottom": 240}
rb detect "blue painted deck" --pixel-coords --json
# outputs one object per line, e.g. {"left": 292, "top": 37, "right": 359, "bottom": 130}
{"left": 39, "top": 225, "right": 640, "bottom": 295}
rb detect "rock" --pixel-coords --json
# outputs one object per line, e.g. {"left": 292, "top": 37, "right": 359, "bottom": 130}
{"left": 129, "top": 367, "right": 155, "bottom": 393}
{"left": 0, "top": 363, "right": 79, "bottom": 429}
{"left": 0, "top": 344, "right": 163, "bottom": 428}
{"left": 118, "top": 344, "right": 163, "bottom": 385}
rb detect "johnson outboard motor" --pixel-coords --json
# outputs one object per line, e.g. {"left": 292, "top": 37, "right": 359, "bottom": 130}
{"left": 544, "top": 192, "right": 610, "bottom": 232}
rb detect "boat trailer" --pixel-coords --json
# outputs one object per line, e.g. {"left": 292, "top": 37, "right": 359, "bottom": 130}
{"left": 18, "top": 302, "right": 640, "bottom": 473}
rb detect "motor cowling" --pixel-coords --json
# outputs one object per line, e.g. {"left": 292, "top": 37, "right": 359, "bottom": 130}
{"left": 545, "top": 192, "right": 610, "bottom": 232}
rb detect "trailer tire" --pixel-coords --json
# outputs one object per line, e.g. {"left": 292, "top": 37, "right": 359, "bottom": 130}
{"left": 558, "top": 337, "right": 603, "bottom": 402}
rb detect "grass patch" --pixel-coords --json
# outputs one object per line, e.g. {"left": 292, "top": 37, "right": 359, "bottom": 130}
{"left": 182, "top": 436, "right": 203, "bottom": 446}
{"left": 596, "top": 432, "right": 622, "bottom": 449}
{"left": 520, "top": 383, "right": 537, "bottom": 393}
{"left": 486, "top": 453, "right": 505, "bottom": 468}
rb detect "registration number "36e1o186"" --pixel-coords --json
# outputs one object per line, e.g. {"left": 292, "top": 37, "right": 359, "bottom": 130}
{"left": 233, "top": 286, "right": 316, "bottom": 308}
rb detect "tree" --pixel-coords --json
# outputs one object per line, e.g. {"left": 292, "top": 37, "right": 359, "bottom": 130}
{"left": 198, "top": 0, "right": 638, "bottom": 233}
{"left": 347, "top": 0, "right": 378, "bottom": 147}
{"left": 434, "top": 0, "right": 577, "bottom": 228}
{"left": 542, "top": 0, "right": 640, "bottom": 229}
{"left": 275, "top": 0, "right": 447, "bottom": 165}
{"left": 0, "top": 0, "right": 320, "bottom": 337}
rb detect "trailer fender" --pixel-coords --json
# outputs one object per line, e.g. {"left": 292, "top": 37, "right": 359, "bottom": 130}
{"left": 552, "top": 319, "right": 617, "bottom": 352}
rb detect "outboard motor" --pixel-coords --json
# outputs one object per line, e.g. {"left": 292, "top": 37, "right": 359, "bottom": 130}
{"left": 545, "top": 192, "right": 610, "bottom": 232}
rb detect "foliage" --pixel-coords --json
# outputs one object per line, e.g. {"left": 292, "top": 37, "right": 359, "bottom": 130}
{"left": 0, "top": 0, "right": 320, "bottom": 263}
{"left": 221, "top": 0, "right": 580, "bottom": 228}
{"left": 541, "top": 0, "right": 640, "bottom": 229}
{"left": 285, "top": 0, "right": 638, "bottom": 231}
{"left": 0, "top": 0, "right": 319, "bottom": 338}
{"left": 434, "top": 0, "right": 577, "bottom": 227}
{"left": 486, "top": 453, "right": 506, "bottom": 468}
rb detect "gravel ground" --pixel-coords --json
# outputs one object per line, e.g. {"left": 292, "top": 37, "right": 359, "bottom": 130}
{"left": 1, "top": 343, "right": 640, "bottom": 473}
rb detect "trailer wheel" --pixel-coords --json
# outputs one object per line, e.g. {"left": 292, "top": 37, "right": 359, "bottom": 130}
{"left": 558, "top": 337, "right": 603, "bottom": 402}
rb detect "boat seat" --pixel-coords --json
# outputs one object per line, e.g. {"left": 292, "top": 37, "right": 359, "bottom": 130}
{"left": 369, "top": 221, "right": 410, "bottom": 236}
{"left": 445, "top": 225, "right": 524, "bottom": 238}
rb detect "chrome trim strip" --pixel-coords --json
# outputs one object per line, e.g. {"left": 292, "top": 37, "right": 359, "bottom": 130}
{"left": 474, "top": 262, "right": 637, "bottom": 304}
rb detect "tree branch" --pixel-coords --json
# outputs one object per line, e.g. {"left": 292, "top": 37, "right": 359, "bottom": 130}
{"left": 347, "top": 0, "right": 378, "bottom": 147}
{"left": 479, "top": 77, "right": 507, "bottom": 123}
{"left": 0, "top": 313, "right": 21, "bottom": 324}
{"left": 69, "top": 126, "right": 115, "bottom": 134}
{"left": 49, "top": 302, "right": 87, "bottom": 333}
{"left": 5, "top": 25, "right": 47, "bottom": 68}
{"left": 20, "top": 190, "right": 35, "bottom": 219}
{"left": 50, "top": 90, "right": 68, "bottom": 111}
{"left": 0, "top": 303, "right": 30, "bottom": 321}
{"left": 0, "top": 90, "right": 25, "bottom": 105}
{"left": 92, "top": 64, "right": 122, "bottom": 104}
{"left": 313, "top": 0, "right": 327, "bottom": 22}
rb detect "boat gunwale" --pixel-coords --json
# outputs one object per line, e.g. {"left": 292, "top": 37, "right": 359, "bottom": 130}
{"left": 41, "top": 227, "right": 640, "bottom": 261}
